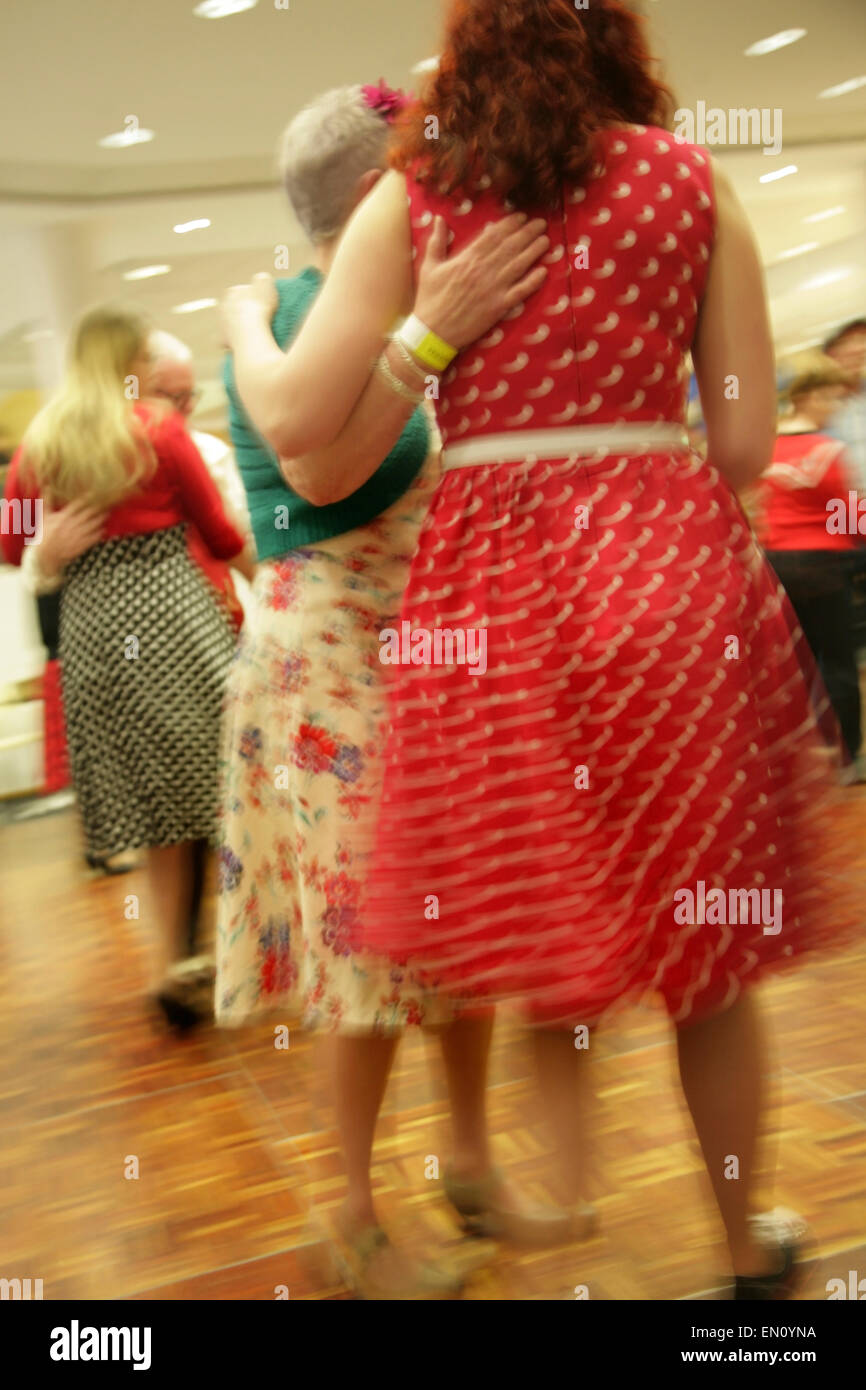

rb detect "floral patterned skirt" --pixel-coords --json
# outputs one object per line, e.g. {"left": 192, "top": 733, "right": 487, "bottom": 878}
{"left": 215, "top": 448, "right": 453, "bottom": 1032}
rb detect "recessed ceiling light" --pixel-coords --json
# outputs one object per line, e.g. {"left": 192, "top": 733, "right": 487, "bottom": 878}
{"left": 818, "top": 75, "right": 866, "bottom": 99}
{"left": 411, "top": 57, "right": 440, "bottom": 75}
{"left": 173, "top": 219, "right": 211, "bottom": 234}
{"left": 759, "top": 165, "right": 798, "bottom": 183}
{"left": 193, "top": 0, "right": 257, "bottom": 16}
{"left": 172, "top": 299, "right": 218, "bottom": 313}
{"left": 803, "top": 206, "right": 846, "bottom": 224}
{"left": 801, "top": 269, "right": 851, "bottom": 291}
{"left": 123, "top": 265, "right": 170, "bottom": 281}
{"left": 744, "top": 29, "right": 807, "bottom": 57}
{"left": 99, "top": 128, "right": 154, "bottom": 149}
{"left": 775, "top": 242, "right": 820, "bottom": 261}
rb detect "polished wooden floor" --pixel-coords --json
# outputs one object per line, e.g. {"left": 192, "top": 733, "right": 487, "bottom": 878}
{"left": 1, "top": 794, "right": 865, "bottom": 1301}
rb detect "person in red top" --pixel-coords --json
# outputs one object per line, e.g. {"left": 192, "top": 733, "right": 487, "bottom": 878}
{"left": 753, "top": 359, "right": 864, "bottom": 777}
{"left": 1, "top": 304, "right": 250, "bottom": 1027}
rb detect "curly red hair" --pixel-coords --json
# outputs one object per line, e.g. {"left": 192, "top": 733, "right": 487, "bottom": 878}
{"left": 390, "top": 0, "right": 674, "bottom": 209}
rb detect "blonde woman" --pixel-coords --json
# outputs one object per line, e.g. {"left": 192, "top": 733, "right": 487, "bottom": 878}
{"left": 2, "top": 306, "right": 252, "bottom": 1027}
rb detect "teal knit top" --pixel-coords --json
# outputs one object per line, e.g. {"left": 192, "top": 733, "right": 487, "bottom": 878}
{"left": 223, "top": 267, "right": 430, "bottom": 560}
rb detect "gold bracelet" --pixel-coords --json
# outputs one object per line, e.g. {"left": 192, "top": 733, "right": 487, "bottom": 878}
{"left": 390, "top": 334, "right": 432, "bottom": 384}
{"left": 376, "top": 352, "right": 425, "bottom": 404}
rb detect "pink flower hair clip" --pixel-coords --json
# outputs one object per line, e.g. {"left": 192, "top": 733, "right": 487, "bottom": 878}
{"left": 361, "top": 79, "right": 414, "bottom": 124}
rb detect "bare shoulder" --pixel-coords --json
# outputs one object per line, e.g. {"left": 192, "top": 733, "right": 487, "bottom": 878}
{"left": 348, "top": 169, "right": 411, "bottom": 238}
{"left": 326, "top": 168, "right": 414, "bottom": 317}
{"left": 374, "top": 168, "right": 410, "bottom": 208}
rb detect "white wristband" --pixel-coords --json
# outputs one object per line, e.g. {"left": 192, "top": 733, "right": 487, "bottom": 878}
{"left": 398, "top": 315, "right": 457, "bottom": 373}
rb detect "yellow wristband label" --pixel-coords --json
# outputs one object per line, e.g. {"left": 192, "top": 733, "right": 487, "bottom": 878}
{"left": 416, "top": 332, "right": 455, "bottom": 372}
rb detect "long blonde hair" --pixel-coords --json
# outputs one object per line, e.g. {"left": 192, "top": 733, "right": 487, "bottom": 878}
{"left": 22, "top": 306, "right": 157, "bottom": 508}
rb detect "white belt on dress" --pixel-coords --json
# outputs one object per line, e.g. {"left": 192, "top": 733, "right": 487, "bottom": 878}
{"left": 440, "top": 423, "right": 690, "bottom": 472}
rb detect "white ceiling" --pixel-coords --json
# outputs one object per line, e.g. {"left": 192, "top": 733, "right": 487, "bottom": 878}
{"left": 1, "top": 0, "right": 865, "bottom": 428}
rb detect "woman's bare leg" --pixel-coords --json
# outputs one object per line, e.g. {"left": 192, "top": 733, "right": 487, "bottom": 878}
{"left": 331, "top": 1032, "right": 400, "bottom": 1229}
{"left": 145, "top": 841, "right": 194, "bottom": 988}
{"left": 530, "top": 1026, "right": 594, "bottom": 1206}
{"left": 436, "top": 1012, "right": 495, "bottom": 1179}
{"left": 676, "top": 990, "right": 776, "bottom": 1277}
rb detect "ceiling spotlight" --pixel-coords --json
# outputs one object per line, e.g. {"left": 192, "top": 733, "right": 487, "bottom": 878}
{"left": 745, "top": 29, "right": 807, "bottom": 57}
{"left": 123, "top": 265, "right": 170, "bottom": 281}
{"left": 803, "top": 206, "right": 846, "bottom": 224}
{"left": 99, "top": 127, "right": 154, "bottom": 149}
{"left": 775, "top": 242, "right": 819, "bottom": 261}
{"left": 801, "top": 269, "right": 851, "bottom": 291}
{"left": 193, "top": 0, "right": 258, "bottom": 16}
{"left": 818, "top": 75, "right": 866, "bottom": 99}
{"left": 172, "top": 299, "right": 218, "bottom": 313}
{"left": 411, "top": 57, "right": 440, "bottom": 75}
{"left": 759, "top": 165, "right": 798, "bottom": 183}
{"left": 174, "top": 219, "right": 211, "bottom": 234}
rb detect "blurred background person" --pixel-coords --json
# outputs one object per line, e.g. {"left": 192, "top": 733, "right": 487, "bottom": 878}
{"left": 824, "top": 318, "right": 866, "bottom": 664}
{"left": 217, "top": 82, "right": 566, "bottom": 1299}
{"left": 2, "top": 306, "right": 251, "bottom": 1029}
{"left": 19, "top": 327, "right": 256, "bottom": 949}
{"left": 148, "top": 329, "right": 255, "bottom": 630}
{"left": 753, "top": 358, "right": 865, "bottom": 781}
{"left": 824, "top": 318, "right": 866, "bottom": 489}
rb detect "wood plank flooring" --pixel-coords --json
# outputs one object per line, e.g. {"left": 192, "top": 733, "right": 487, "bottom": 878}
{"left": 1, "top": 793, "right": 864, "bottom": 1301}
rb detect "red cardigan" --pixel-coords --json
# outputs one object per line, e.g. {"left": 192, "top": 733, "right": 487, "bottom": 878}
{"left": 2, "top": 404, "right": 245, "bottom": 620}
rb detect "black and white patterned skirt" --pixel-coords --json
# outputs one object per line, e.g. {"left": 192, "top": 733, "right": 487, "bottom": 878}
{"left": 59, "top": 525, "right": 236, "bottom": 857}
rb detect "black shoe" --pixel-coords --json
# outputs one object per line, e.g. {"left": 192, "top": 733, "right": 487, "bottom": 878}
{"left": 154, "top": 991, "right": 202, "bottom": 1034}
{"left": 85, "top": 852, "right": 136, "bottom": 876}
{"left": 153, "top": 956, "right": 215, "bottom": 1035}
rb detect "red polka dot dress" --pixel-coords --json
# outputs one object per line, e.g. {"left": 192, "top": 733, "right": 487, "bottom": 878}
{"left": 357, "top": 125, "right": 858, "bottom": 1026}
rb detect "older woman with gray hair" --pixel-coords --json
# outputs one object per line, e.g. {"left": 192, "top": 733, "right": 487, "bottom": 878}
{"left": 216, "top": 81, "right": 570, "bottom": 1299}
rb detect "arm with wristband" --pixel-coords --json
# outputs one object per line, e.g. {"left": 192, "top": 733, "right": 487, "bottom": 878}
{"left": 278, "top": 330, "right": 434, "bottom": 506}
{"left": 222, "top": 170, "right": 549, "bottom": 471}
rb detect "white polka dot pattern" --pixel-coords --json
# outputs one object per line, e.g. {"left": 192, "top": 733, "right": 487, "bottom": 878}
{"left": 353, "top": 126, "right": 859, "bottom": 1025}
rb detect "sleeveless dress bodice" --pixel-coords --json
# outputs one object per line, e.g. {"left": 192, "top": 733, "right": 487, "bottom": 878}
{"left": 407, "top": 126, "right": 714, "bottom": 447}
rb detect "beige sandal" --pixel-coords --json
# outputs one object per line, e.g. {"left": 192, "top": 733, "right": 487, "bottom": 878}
{"left": 444, "top": 1165, "right": 597, "bottom": 1247}
{"left": 326, "top": 1222, "right": 467, "bottom": 1301}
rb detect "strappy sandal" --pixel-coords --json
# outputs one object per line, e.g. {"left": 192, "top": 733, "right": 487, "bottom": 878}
{"left": 443, "top": 1165, "right": 597, "bottom": 1247}
{"left": 327, "top": 1223, "right": 466, "bottom": 1301}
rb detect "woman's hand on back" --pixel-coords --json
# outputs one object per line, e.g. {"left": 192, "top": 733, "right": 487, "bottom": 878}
{"left": 414, "top": 213, "right": 549, "bottom": 350}
{"left": 38, "top": 501, "right": 107, "bottom": 579}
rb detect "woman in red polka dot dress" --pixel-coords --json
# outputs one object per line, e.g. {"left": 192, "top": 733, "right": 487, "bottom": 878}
{"left": 222, "top": 0, "right": 858, "bottom": 1298}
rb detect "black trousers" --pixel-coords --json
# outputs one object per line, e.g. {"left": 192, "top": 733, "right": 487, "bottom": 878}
{"left": 766, "top": 549, "right": 862, "bottom": 760}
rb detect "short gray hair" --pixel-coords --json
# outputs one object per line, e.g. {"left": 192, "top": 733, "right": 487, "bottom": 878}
{"left": 278, "top": 86, "right": 390, "bottom": 244}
